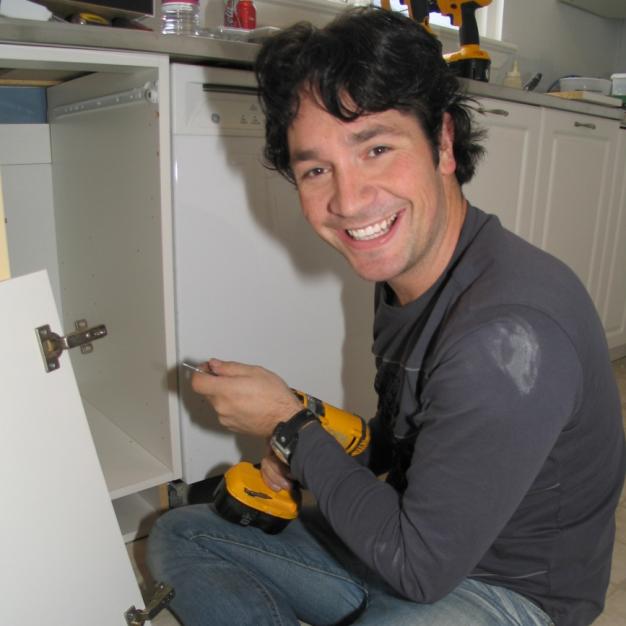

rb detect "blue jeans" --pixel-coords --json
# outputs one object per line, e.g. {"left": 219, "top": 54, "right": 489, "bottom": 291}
{"left": 146, "top": 504, "right": 554, "bottom": 626}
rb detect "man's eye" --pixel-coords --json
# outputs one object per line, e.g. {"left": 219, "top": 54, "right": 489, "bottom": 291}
{"left": 369, "top": 145, "right": 390, "bottom": 157}
{"left": 304, "top": 167, "right": 326, "bottom": 179}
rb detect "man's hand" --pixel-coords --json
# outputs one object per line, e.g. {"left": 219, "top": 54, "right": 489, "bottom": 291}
{"left": 261, "top": 450, "right": 293, "bottom": 492}
{"left": 190, "top": 359, "right": 303, "bottom": 438}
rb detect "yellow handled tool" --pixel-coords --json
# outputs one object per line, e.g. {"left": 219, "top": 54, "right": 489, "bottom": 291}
{"left": 213, "top": 391, "right": 370, "bottom": 534}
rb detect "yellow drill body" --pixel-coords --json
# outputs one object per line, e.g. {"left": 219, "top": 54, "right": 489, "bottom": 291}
{"left": 213, "top": 392, "right": 370, "bottom": 533}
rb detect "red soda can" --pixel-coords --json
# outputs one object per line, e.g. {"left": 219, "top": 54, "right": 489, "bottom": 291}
{"left": 235, "top": 0, "right": 256, "bottom": 29}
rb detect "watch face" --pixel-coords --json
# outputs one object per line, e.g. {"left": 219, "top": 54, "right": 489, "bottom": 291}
{"left": 270, "top": 409, "right": 319, "bottom": 466}
{"left": 271, "top": 439, "right": 290, "bottom": 465}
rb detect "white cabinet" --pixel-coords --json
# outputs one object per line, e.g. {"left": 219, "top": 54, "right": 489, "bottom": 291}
{"left": 598, "top": 130, "right": 626, "bottom": 356}
{"left": 0, "top": 44, "right": 180, "bottom": 539}
{"left": 0, "top": 124, "right": 62, "bottom": 309}
{"left": 531, "top": 108, "right": 618, "bottom": 308}
{"left": 465, "top": 97, "right": 542, "bottom": 240}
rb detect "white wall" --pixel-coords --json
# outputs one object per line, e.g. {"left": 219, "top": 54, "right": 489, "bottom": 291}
{"left": 616, "top": 21, "right": 626, "bottom": 74}
{"left": 502, "top": 0, "right": 625, "bottom": 91}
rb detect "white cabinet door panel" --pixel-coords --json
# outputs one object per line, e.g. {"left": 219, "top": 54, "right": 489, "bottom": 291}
{"left": 599, "top": 131, "right": 626, "bottom": 352}
{"left": 532, "top": 109, "right": 618, "bottom": 307}
{"left": 0, "top": 270, "right": 145, "bottom": 625}
{"left": 464, "top": 97, "right": 542, "bottom": 240}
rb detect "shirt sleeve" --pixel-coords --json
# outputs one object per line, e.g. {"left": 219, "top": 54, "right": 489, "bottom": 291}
{"left": 290, "top": 306, "right": 583, "bottom": 603}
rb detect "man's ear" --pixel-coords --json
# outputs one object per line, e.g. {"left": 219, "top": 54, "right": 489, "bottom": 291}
{"left": 438, "top": 112, "right": 457, "bottom": 176}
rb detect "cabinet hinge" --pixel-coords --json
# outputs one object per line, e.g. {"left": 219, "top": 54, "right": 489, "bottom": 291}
{"left": 125, "top": 582, "right": 175, "bottom": 626}
{"left": 35, "top": 319, "right": 108, "bottom": 373}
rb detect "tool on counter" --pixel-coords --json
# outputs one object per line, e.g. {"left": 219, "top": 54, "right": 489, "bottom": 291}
{"left": 69, "top": 12, "right": 110, "bottom": 25}
{"left": 523, "top": 72, "right": 542, "bottom": 92}
{"left": 382, "top": 0, "right": 492, "bottom": 82}
{"left": 183, "top": 360, "right": 370, "bottom": 533}
{"left": 438, "top": 0, "right": 492, "bottom": 82}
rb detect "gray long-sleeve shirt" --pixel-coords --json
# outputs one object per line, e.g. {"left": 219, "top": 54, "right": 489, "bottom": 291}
{"left": 291, "top": 205, "right": 626, "bottom": 626}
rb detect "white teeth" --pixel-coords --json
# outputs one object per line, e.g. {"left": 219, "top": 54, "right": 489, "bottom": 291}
{"left": 347, "top": 214, "right": 397, "bottom": 241}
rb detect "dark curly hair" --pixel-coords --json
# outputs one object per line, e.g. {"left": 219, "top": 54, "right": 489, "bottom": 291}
{"left": 255, "top": 7, "right": 484, "bottom": 186}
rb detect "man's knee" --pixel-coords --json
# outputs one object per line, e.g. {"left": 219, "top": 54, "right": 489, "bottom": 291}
{"left": 146, "top": 505, "right": 217, "bottom": 577}
{"left": 154, "top": 503, "right": 211, "bottom": 533}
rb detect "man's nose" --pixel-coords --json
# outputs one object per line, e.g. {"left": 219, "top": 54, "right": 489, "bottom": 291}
{"left": 329, "top": 165, "right": 374, "bottom": 217}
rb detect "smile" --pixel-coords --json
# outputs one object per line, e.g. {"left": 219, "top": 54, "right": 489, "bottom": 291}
{"left": 346, "top": 214, "right": 398, "bottom": 241}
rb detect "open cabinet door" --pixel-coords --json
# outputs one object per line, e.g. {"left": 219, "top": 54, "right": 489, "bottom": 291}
{"left": 0, "top": 270, "right": 168, "bottom": 625}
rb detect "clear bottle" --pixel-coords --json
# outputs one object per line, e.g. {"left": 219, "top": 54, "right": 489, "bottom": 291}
{"left": 503, "top": 59, "right": 522, "bottom": 89}
{"left": 160, "top": 0, "right": 200, "bottom": 35}
{"left": 224, "top": 0, "right": 236, "bottom": 27}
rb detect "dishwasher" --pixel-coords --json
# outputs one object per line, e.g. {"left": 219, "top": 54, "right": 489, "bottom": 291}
{"left": 170, "top": 63, "right": 377, "bottom": 485}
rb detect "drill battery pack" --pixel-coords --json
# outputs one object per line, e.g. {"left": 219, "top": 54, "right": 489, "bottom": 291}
{"left": 212, "top": 461, "right": 300, "bottom": 534}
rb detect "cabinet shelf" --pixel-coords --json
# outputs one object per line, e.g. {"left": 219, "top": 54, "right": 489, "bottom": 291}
{"left": 85, "top": 400, "right": 174, "bottom": 500}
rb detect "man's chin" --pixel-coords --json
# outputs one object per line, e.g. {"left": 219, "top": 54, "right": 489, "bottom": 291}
{"left": 335, "top": 243, "right": 404, "bottom": 283}
{"left": 347, "top": 261, "right": 396, "bottom": 284}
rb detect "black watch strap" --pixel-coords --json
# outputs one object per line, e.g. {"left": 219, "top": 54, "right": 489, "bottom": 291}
{"left": 270, "top": 408, "right": 319, "bottom": 466}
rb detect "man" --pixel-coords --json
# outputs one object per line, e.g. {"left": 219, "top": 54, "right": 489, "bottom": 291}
{"left": 147, "top": 8, "right": 625, "bottom": 626}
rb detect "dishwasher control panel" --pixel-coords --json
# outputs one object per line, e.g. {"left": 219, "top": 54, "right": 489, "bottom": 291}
{"left": 207, "top": 97, "right": 264, "bottom": 132}
{"left": 175, "top": 80, "right": 265, "bottom": 137}
{"left": 171, "top": 64, "right": 266, "bottom": 137}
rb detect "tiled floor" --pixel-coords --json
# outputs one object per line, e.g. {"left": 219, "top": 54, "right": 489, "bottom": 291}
{"left": 129, "top": 358, "right": 626, "bottom": 625}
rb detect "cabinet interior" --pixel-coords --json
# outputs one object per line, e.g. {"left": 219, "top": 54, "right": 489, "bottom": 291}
{"left": 0, "top": 49, "right": 179, "bottom": 538}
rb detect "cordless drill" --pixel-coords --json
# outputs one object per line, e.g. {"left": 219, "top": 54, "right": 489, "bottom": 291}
{"left": 384, "top": 0, "right": 492, "bottom": 82}
{"left": 212, "top": 391, "right": 370, "bottom": 534}
{"left": 437, "top": 0, "right": 492, "bottom": 82}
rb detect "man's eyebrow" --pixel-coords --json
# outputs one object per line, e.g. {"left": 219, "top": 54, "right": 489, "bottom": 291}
{"left": 348, "top": 124, "right": 401, "bottom": 145}
{"left": 291, "top": 124, "right": 401, "bottom": 163}
{"left": 291, "top": 148, "right": 319, "bottom": 164}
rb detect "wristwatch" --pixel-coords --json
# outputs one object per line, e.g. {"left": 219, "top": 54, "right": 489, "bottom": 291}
{"left": 270, "top": 408, "right": 319, "bottom": 466}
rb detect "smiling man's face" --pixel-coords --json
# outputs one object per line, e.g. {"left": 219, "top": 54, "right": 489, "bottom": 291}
{"left": 287, "top": 91, "right": 466, "bottom": 305}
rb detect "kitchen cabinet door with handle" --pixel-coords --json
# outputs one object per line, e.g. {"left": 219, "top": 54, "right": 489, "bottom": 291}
{"left": 597, "top": 130, "right": 626, "bottom": 356}
{"left": 0, "top": 269, "right": 173, "bottom": 625}
{"left": 531, "top": 108, "right": 618, "bottom": 311}
{"left": 464, "top": 97, "right": 542, "bottom": 241}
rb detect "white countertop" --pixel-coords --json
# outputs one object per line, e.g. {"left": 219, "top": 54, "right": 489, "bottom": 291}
{"left": 0, "top": 16, "right": 258, "bottom": 67}
{"left": 462, "top": 79, "right": 624, "bottom": 122}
